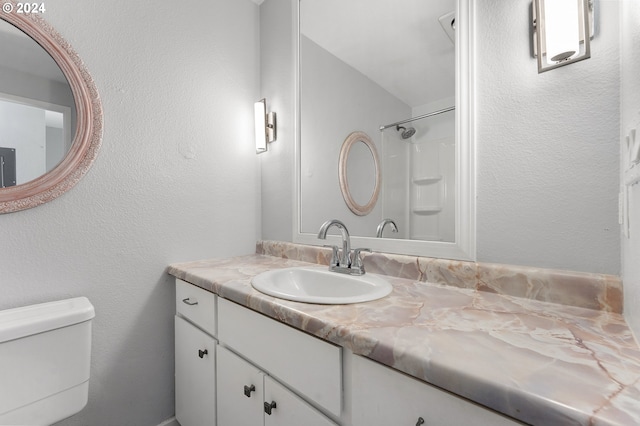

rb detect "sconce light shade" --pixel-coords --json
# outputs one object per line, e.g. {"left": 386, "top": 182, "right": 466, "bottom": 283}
{"left": 254, "top": 98, "right": 277, "bottom": 154}
{"left": 533, "top": 0, "right": 593, "bottom": 73}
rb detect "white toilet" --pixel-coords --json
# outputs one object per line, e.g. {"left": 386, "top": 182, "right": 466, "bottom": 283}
{"left": 0, "top": 297, "right": 95, "bottom": 425}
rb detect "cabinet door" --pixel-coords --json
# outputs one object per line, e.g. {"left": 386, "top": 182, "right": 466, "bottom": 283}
{"left": 218, "top": 298, "right": 342, "bottom": 417}
{"left": 352, "top": 355, "right": 521, "bottom": 426}
{"left": 175, "top": 316, "right": 216, "bottom": 426}
{"left": 263, "top": 376, "right": 338, "bottom": 426}
{"left": 217, "top": 345, "right": 264, "bottom": 426}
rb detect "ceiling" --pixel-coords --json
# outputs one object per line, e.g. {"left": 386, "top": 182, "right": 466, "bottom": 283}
{"left": 301, "top": 0, "right": 456, "bottom": 108}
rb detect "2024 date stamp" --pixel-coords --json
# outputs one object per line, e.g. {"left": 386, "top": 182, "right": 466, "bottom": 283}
{"left": 2, "top": 2, "right": 46, "bottom": 14}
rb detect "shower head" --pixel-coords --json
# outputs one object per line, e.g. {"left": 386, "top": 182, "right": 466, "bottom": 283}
{"left": 396, "top": 125, "right": 416, "bottom": 139}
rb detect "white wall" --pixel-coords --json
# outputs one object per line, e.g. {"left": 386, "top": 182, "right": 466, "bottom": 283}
{"left": 0, "top": 1, "right": 261, "bottom": 425}
{"left": 259, "top": 0, "right": 295, "bottom": 242}
{"left": 0, "top": 65, "right": 74, "bottom": 113}
{"left": 620, "top": 0, "right": 640, "bottom": 339}
{"left": 46, "top": 125, "right": 65, "bottom": 171}
{"left": 475, "top": 0, "right": 621, "bottom": 274}
{"left": 0, "top": 100, "right": 46, "bottom": 183}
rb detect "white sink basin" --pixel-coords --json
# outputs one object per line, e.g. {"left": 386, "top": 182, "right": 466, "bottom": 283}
{"left": 251, "top": 266, "right": 393, "bottom": 304}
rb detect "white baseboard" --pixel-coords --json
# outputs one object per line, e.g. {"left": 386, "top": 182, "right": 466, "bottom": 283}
{"left": 156, "top": 417, "right": 179, "bottom": 426}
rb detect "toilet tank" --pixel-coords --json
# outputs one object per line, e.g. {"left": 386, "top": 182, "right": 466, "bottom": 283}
{"left": 0, "top": 297, "right": 95, "bottom": 425}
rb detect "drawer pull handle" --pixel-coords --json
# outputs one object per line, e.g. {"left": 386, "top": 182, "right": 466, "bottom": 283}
{"left": 264, "top": 401, "right": 277, "bottom": 415}
{"left": 416, "top": 418, "right": 425, "bottom": 426}
{"left": 182, "top": 298, "right": 198, "bottom": 306}
{"left": 244, "top": 384, "right": 256, "bottom": 397}
{"left": 198, "top": 349, "right": 208, "bottom": 358}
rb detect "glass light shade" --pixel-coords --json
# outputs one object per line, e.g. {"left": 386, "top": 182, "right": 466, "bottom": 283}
{"left": 545, "top": 0, "right": 580, "bottom": 62}
{"left": 255, "top": 99, "right": 267, "bottom": 153}
{"left": 534, "top": 0, "right": 591, "bottom": 73}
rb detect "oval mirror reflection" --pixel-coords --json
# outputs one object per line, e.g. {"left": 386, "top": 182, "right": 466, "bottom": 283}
{"left": 339, "top": 131, "right": 381, "bottom": 216}
{"left": 346, "top": 141, "right": 376, "bottom": 206}
{"left": 0, "top": 19, "right": 76, "bottom": 187}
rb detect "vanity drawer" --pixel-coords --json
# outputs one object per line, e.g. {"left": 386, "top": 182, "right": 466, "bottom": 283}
{"left": 218, "top": 298, "right": 342, "bottom": 418}
{"left": 175, "top": 279, "right": 217, "bottom": 336}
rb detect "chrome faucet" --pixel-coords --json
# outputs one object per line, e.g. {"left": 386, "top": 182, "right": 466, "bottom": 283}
{"left": 317, "top": 219, "right": 351, "bottom": 266}
{"left": 376, "top": 219, "right": 398, "bottom": 238}
{"left": 317, "top": 219, "right": 370, "bottom": 275}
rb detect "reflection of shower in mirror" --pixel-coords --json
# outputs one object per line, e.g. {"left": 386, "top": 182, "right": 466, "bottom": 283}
{"left": 396, "top": 125, "right": 416, "bottom": 140}
{"left": 380, "top": 106, "right": 455, "bottom": 137}
{"left": 380, "top": 106, "right": 456, "bottom": 243}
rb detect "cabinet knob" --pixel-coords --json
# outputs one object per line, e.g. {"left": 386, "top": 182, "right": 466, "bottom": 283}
{"left": 416, "top": 417, "right": 425, "bottom": 426}
{"left": 198, "top": 349, "right": 208, "bottom": 358}
{"left": 264, "top": 401, "right": 277, "bottom": 415}
{"left": 182, "top": 298, "right": 198, "bottom": 306}
{"left": 243, "top": 384, "right": 256, "bottom": 397}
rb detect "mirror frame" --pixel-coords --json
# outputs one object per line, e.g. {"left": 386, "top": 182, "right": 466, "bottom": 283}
{"left": 294, "top": 0, "right": 476, "bottom": 260}
{"left": 338, "top": 131, "right": 381, "bottom": 216}
{"left": 0, "top": 2, "right": 103, "bottom": 214}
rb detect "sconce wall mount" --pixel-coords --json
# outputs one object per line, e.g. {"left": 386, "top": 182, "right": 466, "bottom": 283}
{"left": 533, "top": 0, "right": 594, "bottom": 73}
{"left": 255, "top": 98, "right": 277, "bottom": 154}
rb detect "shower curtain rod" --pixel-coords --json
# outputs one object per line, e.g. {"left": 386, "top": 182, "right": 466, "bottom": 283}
{"left": 379, "top": 106, "right": 455, "bottom": 131}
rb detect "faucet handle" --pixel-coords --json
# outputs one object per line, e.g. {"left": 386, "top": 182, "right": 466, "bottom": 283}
{"left": 323, "top": 245, "right": 340, "bottom": 267}
{"left": 350, "top": 248, "right": 371, "bottom": 275}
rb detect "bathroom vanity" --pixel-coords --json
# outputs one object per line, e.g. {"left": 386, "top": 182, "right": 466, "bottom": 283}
{"left": 169, "top": 242, "right": 640, "bottom": 426}
{"left": 174, "top": 279, "right": 519, "bottom": 426}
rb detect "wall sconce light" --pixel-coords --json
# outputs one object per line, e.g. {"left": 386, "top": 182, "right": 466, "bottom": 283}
{"left": 533, "top": 0, "right": 594, "bottom": 73}
{"left": 254, "top": 98, "right": 277, "bottom": 154}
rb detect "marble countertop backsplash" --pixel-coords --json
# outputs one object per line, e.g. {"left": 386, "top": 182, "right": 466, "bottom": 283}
{"left": 256, "top": 241, "right": 623, "bottom": 313}
{"left": 167, "top": 241, "right": 640, "bottom": 426}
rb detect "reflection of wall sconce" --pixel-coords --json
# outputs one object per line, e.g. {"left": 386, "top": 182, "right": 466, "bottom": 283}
{"left": 254, "top": 98, "right": 277, "bottom": 154}
{"left": 533, "top": 0, "right": 594, "bottom": 73}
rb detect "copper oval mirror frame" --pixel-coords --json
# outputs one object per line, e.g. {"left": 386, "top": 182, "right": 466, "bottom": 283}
{"left": 338, "top": 131, "right": 381, "bottom": 216}
{"left": 0, "top": 4, "right": 103, "bottom": 213}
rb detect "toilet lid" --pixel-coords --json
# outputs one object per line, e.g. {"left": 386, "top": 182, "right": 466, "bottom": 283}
{"left": 0, "top": 297, "right": 94, "bottom": 343}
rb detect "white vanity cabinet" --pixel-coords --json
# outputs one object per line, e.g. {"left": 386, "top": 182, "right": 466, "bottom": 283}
{"left": 351, "top": 355, "right": 522, "bottom": 426}
{"left": 217, "top": 298, "right": 341, "bottom": 426}
{"left": 175, "top": 280, "right": 217, "bottom": 426}
{"left": 217, "top": 345, "right": 337, "bottom": 426}
{"left": 173, "top": 278, "right": 525, "bottom": 426}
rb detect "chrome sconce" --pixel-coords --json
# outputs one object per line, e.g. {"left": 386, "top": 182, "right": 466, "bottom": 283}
{"left": 254, "top": 98, "right": 277, "bottom": 153}
{"left": 533, "top": 0, "right": 594, "bottom": 73}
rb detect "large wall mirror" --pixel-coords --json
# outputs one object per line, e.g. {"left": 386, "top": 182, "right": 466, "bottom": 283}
{"left": 295, "top": 0, "right": 475, "bottom": 260}
{"left": 0, "top": 2, "right": 102, "bottom": 213}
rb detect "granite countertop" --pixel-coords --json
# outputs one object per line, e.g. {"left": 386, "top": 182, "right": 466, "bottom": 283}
{"left": 168, "top": 253, "right": 640, "bottom": 426}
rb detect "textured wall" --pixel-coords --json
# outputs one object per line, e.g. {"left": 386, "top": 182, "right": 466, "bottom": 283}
{"left": 0, "top": 1, "right": 260, "bottom": 425}
{"left": 259, "top": 0, "right": 295, "bottom": 242}
{"left": 475, "top": 0, "right": 621, "bottom": 274}
{"left": 621, "top": 0, "right": 640, "bottom": 339}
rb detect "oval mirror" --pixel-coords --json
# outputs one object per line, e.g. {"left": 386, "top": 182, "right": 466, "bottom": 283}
{"left": 338, "top": 131, "right": 381, "bottom": 216}
{"left": 0, "top": 5, "right": 102, "bottom": 213}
